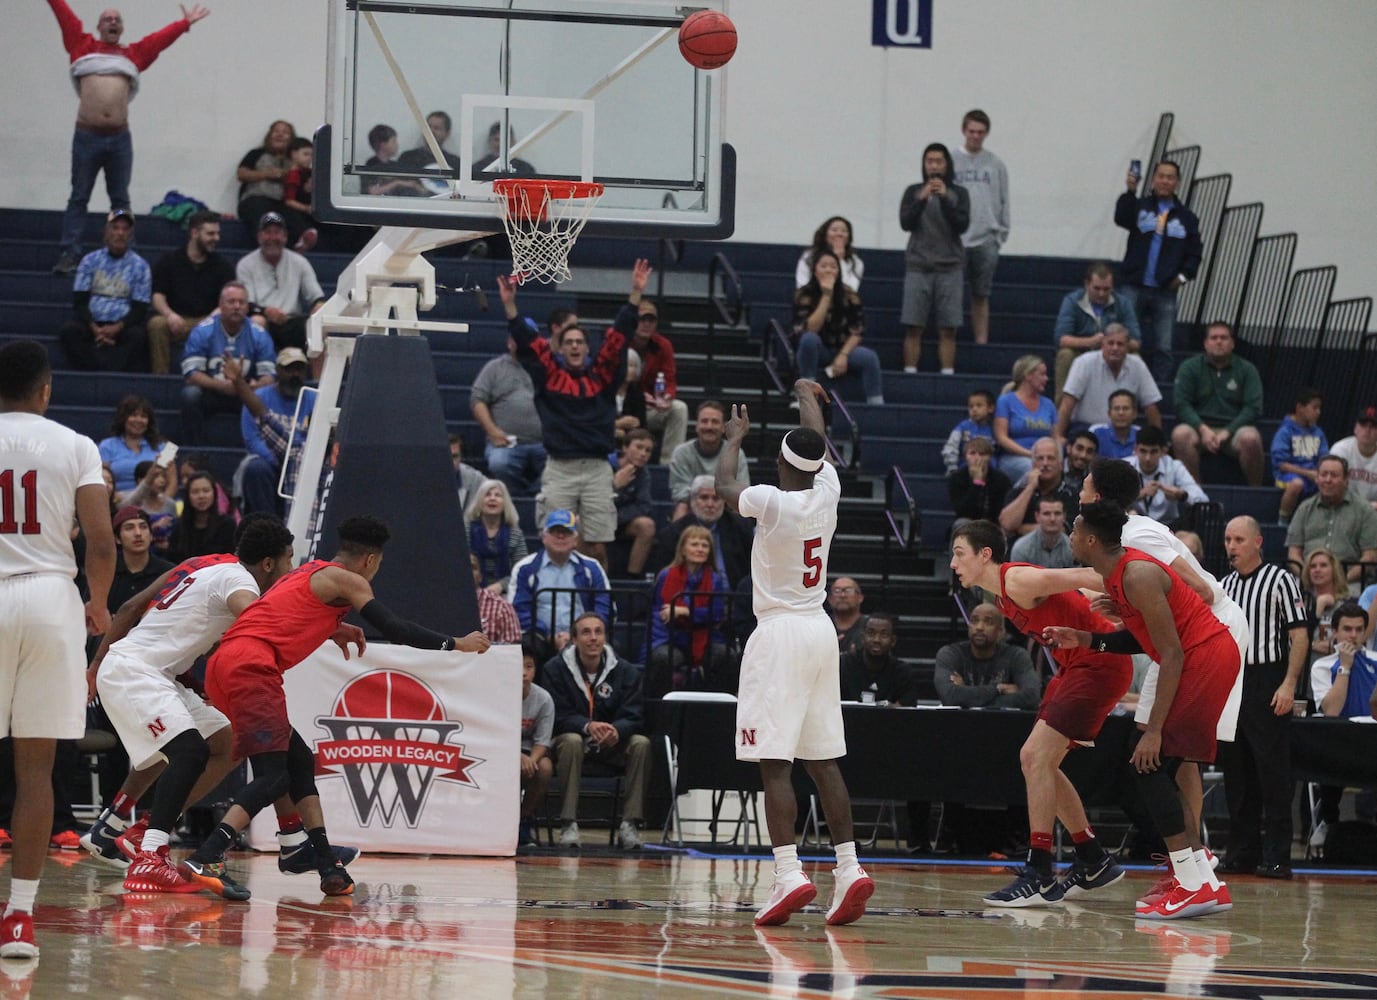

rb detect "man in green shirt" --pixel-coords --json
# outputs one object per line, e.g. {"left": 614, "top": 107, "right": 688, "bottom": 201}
{"left": 1169, "top": 322, "right": 1265, "bottom": 486}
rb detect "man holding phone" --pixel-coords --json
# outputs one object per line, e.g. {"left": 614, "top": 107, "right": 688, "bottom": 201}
{"left": 1114, "top": 161, "right": 1202, "bottom": 383}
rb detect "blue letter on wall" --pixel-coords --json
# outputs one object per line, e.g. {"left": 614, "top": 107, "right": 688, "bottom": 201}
{"left": 873, "top": 0, "right": 932, "bottom": 48}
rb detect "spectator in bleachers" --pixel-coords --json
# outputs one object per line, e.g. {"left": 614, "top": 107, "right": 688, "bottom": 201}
{"left": 547, "top": 308, "right": 580, "bottom": 357}
{"left": 109, "top": 507, "right": 173, "bottom": 608}
{"left": 899, "top": 142, "right": 970, "bottom": 375}
{"left": 471, "top": 554, "right": 521, "bottom": 645}
{"left": 613, "top": 348, "right": 647, "bottom": 441}
{"left": 98, "top": 395, "right": 173, "bottom": 499}
{"left": 167, "top": 470, "right": 235, "bottom": 561}
{"left": 1052, "top": 261, "right": 1142, "bottom": 398}
{"left": 1309, "top": 603, "right": 1377, "bottom": 848}
{"left": 897, "top": 141, "right": 974, "bottom": 374}
{"left": 146, "top": 210, "right": 236, "bottom": 374}
{"left": 466, "top": 479, "right": 528, "bottom": 596}
{"left": 630, "top": 300, "right": 690, "bottom": 462}
{"left": 280, "top": 137, "right": 319, "bottom": 252}
{"left": 502, "top": 261, "right": 650, "bottom": 569}
{"left": 1114, "top": 159, "right": 1203, "bottom": 382}
{"left": 839, "top": 613, "right": 916, "bottom": 704}
{"left": 125, "top": 460, "right": 176, "bottom": 556}
{"left": 1129, "top": 425, "right": 1208, "bottom": 525}
{"left": 827, "top": 577, "right": 868, "bottom": 656}
{"left": 99, "top": 463, "right": 118, "bottom": 517}
{"left": 398, "top": 110, "right": 463, "bottom": 173}
{"left": 1054, "top": 324, "right": 1161, "bottom": 440}
{"left": 58, "top": 209, "right": 150, "bottom": 372}
{"left": 947, "top": 437, "right": 1011, "bottom": 532}
{"left": 473, "top": 121, "right": 538, "bottom": 179}
{"left": 237, "top": 120, "right": 314, "bottom": 248}
{"left": 1089, "top": 389, "right": 1142, "bottom": 460}
{"left": 1329, "top": 404, "right": 1377, "bottom": 511}
{"left": 1273, "top": 387, "right": 1330, "bottom": 525}
{"left": 543, "top": 611, "right": 649, "bottom": 850}
{"left": 1359, "top": 583, "right": 1377, "bottom": 652}
{"left": 999, "top": 437, "right": 1079, "bottom": 538}
{"left": 1286, "top": 455, "right": 1377, "bottom": 586}
{"left": 933, "top": 602, "right": 1041, "bottom": 708}
{"left": 952, "top": 109, "right": 1010, "bottom": 348}
{"left": 510, "top": 510, "right": 612, "bottom": 654}
{"left": 46, "top": 0, "right": 210, "bottom": 275}
{"left": 992, "top": 355, "right": 1056, "bottom": 484}
{"left": 796, "top": 216, "right": 863, "bottom": 292}
{"left": 1062, "top": 429, "right": 1098, "bottom": 494}
{"left": 648, "top": 525, "right": 733, "bottom": 696}
{"left": 177, "top": 451, "right": 235, "bottom": 519}
{"left": 449, "top": 434, "right": 486, "bottom": 511}
{"left": 941, "top": 389, "right": 997, "bottom": 474}
{"left": 611, "top": 429, "right": 656, "bottom": 578}
{"left": 236, "top": 212, "right": 327, "bottom": 354}
{"left": 1171, "top": 321, "right": 1266, "bottom": 487}
{"left": 470, "top": 334, "right": 547, "bottom": 499}
{"left": 224, "top": 348, "right": 313, "bottom": 517}
{"left": 669, "top": 401, "right": 750, "bottom": 519}
{"left": 1008, "top": 497, "right": 1074, "bottom": 568}
{"left": 362, "top": 123, "right": 427, "bottom": 197}
{"left": 1300, "top": 548, "right": 1345, "bottom": 659}
{"left": 649, "top": 476, "right": 753, "bottom": 591}
{"left": 517, "top": 636, "right": 555, "bottom": 848}
{"left": 793, "top": 250, "right": 885, "bottom": 404}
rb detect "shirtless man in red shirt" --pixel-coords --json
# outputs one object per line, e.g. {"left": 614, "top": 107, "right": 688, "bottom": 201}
{"left": 177, "top": 516, "right": 489, "bottom": 900}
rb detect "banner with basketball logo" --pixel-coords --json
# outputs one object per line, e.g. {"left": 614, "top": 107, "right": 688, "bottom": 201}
{"left": 247, "top": 643, "right": 522, "bottom": 856}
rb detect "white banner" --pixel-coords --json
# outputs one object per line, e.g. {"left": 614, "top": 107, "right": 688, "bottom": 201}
{"left": 248, "top": 642, "right": 522, "bottom": 856}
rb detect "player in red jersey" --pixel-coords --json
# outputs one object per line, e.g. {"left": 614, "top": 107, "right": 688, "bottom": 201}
{"left": 949, "top": 519, "right": 1134, "bottom": 908}
{"left": 177, "top": 515, "right": 490, "bottom": 900}
{"left": 1044, "top": 501, "right": 1242, "bottom": 920}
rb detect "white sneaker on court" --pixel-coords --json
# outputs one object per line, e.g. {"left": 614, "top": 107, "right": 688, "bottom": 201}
{"left": 825, "top": 866, "right": 874, "bottom": 926}
{"left": 754, "top": 871, "right": 816, "bottom": 927}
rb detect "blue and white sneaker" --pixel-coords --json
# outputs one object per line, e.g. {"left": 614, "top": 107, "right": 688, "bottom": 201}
{"left": 983, "top": 867, "right": 1065, "bottom": 908}
{"left": 1059, "top": 854, "right": 1126, "bottom": 899}
{"left": 277, "top": 830, "right": 361, "bottom": 874}
{"left": 79, "top": 808, "right": 130, "bottom": 870}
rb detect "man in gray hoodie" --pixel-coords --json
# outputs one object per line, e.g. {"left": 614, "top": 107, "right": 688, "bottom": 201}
{"left": 899, "top": 142, "right": 970, "bottom": 375}
{"left": 951, "top": 110, "right": 1010, "bottom": 349}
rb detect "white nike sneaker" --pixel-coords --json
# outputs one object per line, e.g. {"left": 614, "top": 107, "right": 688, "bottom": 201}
{"left": 754, "top": 871, "right": 816, "bottom": 926}
{"left": 825, "top": 866, "right": 875, "bottom": 926}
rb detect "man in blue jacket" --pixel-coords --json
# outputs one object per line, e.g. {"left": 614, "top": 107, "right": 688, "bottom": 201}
{"left": 1114, "top": 161, "right": 1202, "bottom": 383}
{"left": 509, "top": 510, "right": 612, "bottom": 652}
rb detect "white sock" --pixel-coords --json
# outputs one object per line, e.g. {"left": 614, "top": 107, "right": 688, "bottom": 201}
{"left": 1194, "top": 849, "right": 1220, "bottom": 889}
{"left": 834, "top": 840, "right": 860, "bottom": 873}
{"left": 772, "top": 844, "right": 802, "bottom": 878}
{"left": 141, "top": 829, "right": 171, "bottom": 853}
{"left": 8, "top": 879, "right": 39, "bottom": 914}
{"left": 1170, "top": 847, "right": 1203, "bottom": 891}
{"left": 902, "top": 366, "right": 917, "bottom": 374}
{"left": 940, "top": 367, "right": 955, "bottom": 375}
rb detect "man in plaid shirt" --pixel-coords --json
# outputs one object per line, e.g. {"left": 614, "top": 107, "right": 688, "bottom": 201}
{"left": 472, "top": 555, "right": 521, "bottom": 643}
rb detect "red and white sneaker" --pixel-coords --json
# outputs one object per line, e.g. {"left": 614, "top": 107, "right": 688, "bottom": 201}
{"left": 1211, "top": 881, "right": 1233, "bottom": 912}
{"left": 1203, "top": 848, "right": 1219, "bottom": 871}
{"left": 115, "top": 818, "right": 149, "bottom": 862}
{"left": 1137, "top": 883, "right": 1218, "bottom": 921}
{"left": 754, "top": 871, "right": 817, "bottom": 927}
{"left": 0, "top": 907, "right": 37, "bottom": 959}
{"left": 124, "top": 847, "right": 203, "bottom": 894}
{"left": 825, "top": 866, "right": 875, "bottom": 926}
{"left": 1136, "top": 874, "right": 1179, "bottom": 911}
{"left": 48, "top": 830, "right": 81, "bottom": 851}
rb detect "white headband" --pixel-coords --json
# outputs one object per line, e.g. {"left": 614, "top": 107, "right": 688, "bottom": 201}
{"left": 780, "top": 436, "right": 824, "bottom": 473}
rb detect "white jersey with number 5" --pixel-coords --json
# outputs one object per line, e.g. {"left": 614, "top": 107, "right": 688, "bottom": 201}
{"left": 108, "top": 555, "right": 261, "bottom": 679}
{"left": 0, "top": 412, "right": 103, "bottom": 580}
{"left": 738, "top": 462, "right": 840, "bottom": 617}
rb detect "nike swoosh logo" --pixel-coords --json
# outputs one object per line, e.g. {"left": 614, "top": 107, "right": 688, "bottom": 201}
{"left": 1161, "top": 898, "right": 1191, "bottom": 913}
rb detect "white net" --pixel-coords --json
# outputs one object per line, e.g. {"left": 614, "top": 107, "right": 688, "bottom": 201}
{"left": 493, "top": 179, "right": 605, "bottom": 285}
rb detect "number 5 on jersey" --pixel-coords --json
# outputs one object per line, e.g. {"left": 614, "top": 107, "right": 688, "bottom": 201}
{"left": 802, "top": 537, "right": 823, "bottom": 588}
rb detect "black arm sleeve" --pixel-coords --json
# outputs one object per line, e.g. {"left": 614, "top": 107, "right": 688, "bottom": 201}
{"left": 1086, "top": 629, "right": 1145, "bottom": 655}
{"left": 360, "top": 599, "right": 452, "bottom": 650}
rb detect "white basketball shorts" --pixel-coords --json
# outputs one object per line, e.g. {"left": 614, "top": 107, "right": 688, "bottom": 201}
{"left": 735, "top": 613, "right": 846, "bottom": 762}
{"left": 97, "top": 651, "right": 230, "bottom": 770}
{"left": 0, "top": 574, "right": 87, "bottom": 739}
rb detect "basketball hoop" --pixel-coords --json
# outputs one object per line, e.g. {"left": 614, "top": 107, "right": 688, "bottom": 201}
{"left": 493, "top": 178, "right": 605, "bottom": 285}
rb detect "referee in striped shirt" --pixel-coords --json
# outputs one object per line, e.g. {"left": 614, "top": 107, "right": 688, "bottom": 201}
{"left": 1219, "top": 515, "right": 1310, "bottom": 878}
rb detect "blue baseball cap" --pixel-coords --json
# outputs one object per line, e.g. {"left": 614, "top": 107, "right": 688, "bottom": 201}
{"left": 543, "top": 509, "right": 577, "bottom": 532}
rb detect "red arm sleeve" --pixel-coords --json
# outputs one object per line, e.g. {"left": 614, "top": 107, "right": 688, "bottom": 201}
{"left": 47, "top": 0, "right": 92, "bottom": 59}
{"left": 126, "top": 18, "right": 191, "bottom": 71}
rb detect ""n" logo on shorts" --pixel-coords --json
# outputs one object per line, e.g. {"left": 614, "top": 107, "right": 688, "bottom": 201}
{"left": 147, "top": 717, "right": 167, "bottom": 738}
{"left": 739, "top": 728, "right": 757, "bottom": 746}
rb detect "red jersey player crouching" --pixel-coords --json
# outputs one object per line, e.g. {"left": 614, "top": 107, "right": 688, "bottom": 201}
{"left": 948, "top": 519, "right": 1134, "bottom": 907}
{"left": 176, "top": 516, "right": 490, "bottom": 900}
{"left": 714, "top": 379, "right": 874, "bottom": 927}
{"left": 1042, "top": 501, "right": 1242, "bottom": 920}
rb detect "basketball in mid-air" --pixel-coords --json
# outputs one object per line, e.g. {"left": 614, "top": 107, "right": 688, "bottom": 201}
{"left": 678, "top": 10, "right": 737, "bottom": 70}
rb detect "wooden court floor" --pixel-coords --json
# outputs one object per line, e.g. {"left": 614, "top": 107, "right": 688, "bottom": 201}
{"left": 5, "top": 847, "right": 1377, "bottom": 998}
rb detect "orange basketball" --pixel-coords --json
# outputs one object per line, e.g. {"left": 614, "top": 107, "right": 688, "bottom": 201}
{"left": 678, "top": 10, "right": 737, "bottom": 70}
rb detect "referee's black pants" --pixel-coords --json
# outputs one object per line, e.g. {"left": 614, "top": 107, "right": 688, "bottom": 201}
{"left": 1219, "top": 661, "right": 1295, "bottom": 868}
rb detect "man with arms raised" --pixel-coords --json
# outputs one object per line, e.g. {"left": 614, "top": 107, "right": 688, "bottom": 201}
{"left": 0, "top": 340, "right": 116, "bottom": 957}
{"left": 715, "top": 380, "right": 873, "bottom": 927}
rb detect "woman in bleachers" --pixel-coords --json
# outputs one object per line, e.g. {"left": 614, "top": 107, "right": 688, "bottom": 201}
{"left": 177, "top": 451, "right": 237, "bottom": 520}
{"left": 648, "top": 525, "right": 734, "bottom": 697}
{"left": 793, "top": 249, "right": 885, "bottom": 404}
{"left": 99, "top": 395, "right": 176, "bottom": 502}
{"left": 126, "top": 460, "right": 179, "bottom": 558}
{"left": 993, "top": 354, "right": 1057, "bottom": 483}
{"left": 168, "top": 471, "right": 236, "bottom": 561}
{"left": 467, "top": 479, "right": 528, "bottom": 596}
{"left": 614, "top": 348, "right": 647, "bottom": 443}
{"left": 1301, "top": 547, "right": 1345, "bottom": 658}
{"left": 796, "top": 216, "right": 864, "bottom": 292}
{"left": 237, "top": 120, "right": 312, "bottom": 245}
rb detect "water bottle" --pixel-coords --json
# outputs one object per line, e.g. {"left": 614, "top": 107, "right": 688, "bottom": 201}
{"left": 654, "top": 371, "right": 667, "bottom": 397}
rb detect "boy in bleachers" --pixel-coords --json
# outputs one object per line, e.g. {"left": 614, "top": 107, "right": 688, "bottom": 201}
{"left": 1089, "top": 389, "right": 1141, "bottom": 459}
{"left": 941, "top": 389, "right": 997, "bottom": 474}
{"left": 1272, "top": 387, "right": 1329, "bottom": 525}
{"left": 612, "top": 428, "right": 656, "bottom": 577}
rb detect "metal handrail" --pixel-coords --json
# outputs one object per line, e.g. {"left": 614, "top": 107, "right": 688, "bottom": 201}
{"left": 827, "top": 391, "right": 861, "bottom": 471}
{"left": 879, "top": 465, "right": 920, "bottom": 608}
{"left": 704, "top": 252, "right": 744, "bottom": 393}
